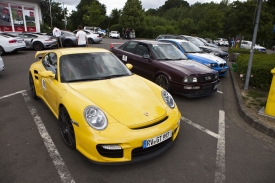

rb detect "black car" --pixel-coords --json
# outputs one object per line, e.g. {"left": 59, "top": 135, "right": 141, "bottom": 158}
{"left": 181, "top": 35, "right": 228, "bottom": 60}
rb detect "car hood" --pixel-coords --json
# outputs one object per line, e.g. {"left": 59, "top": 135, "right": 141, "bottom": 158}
{"left": 188, "top": 53, "right": 226, "bottom": 64}
{"left": 68, "top": 75, "right": 167, "bottom": 127}
{"left": 163, "top": 60, "right": 214, "bottom": 74}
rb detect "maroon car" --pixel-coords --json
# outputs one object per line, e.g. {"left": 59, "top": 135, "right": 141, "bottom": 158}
{"left": 110, "top": 40, "right": 220, "bottom": 98}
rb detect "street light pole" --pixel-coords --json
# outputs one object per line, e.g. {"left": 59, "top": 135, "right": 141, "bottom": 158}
{"left": 63, "top": 2, "right": 66, "bottom": 29}
{"left": 49, "top": 0, "right": 52, "bottom": 28}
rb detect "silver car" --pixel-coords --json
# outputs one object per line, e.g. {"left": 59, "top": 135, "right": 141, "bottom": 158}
{"left": 72, "top": 30, "right": 102, "bottom": 44}
{"left": 16, "top": 33, "right": 58, "bottom": 51}
{"left": 46, "top": 30, "right": 77, "bottom": 47}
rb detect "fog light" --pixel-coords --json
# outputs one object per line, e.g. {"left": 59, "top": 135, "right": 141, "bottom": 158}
{"left": 101, "top": 145, "right": 122, "bottom": 150}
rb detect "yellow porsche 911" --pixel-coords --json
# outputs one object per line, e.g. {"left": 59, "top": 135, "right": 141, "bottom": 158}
{"left": 29, "top": 47, "right": 181, "bottom": 163}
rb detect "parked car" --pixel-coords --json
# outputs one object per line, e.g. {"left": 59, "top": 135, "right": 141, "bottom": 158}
{"left": 14, "top": 32, "right": 58, "bottom": 51}
{"left": 0, "top": 51, "right": 4, "bottom": 72}
{"left": 239, "top": 40, "right": 266, "bottom": 52}
{"left": 213, "top": 38, "right": 229, "bottom": 46}
{"left": 46, "top": 30, "right": 77, "bottom": 47}
{"left": 196, "top": 37, "right": 218, "bottom": 48}
{"left": 0, "top": 33, "right": 26, "bottom": 54}
{"left": 110, "top": 40, "right": 220, "bottom": 98}
{"left": 155, "top": 34, "right": 187, "bottom": 41}
{"left": 182, "top": 35, "right": 228, "bottom": 60}
{"left": 109, "top": 31, "right": 120, "bottom": 39}
{"left": 72, "top": 30, "right": 102, "bottom": 44}
{"left": 158, "top": 39, "right": 228, "bottom": 77}
{"left": 29, "top": 47, "right": 181, "bottom": 163}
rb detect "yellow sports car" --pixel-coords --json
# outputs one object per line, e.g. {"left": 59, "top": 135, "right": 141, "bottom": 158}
{"left": 29, "top": 48, "right": 181, "bottom": 163}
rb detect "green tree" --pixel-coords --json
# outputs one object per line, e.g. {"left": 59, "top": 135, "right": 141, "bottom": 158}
{"left": 109, "top": 9, "right": 121, "bottom": 26}
{"left": 41, "top": 1, "right": 65, "bottom": 29}
{"left": 119, "top": 0, "right": 145, "bottom": 37}
{"left": 83, "top": 1, "right": 106, "bottom": 27}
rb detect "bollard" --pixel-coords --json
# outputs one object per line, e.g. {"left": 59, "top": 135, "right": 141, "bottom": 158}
{"left": 265, "top": 68, "right": 275, "bottom": 117}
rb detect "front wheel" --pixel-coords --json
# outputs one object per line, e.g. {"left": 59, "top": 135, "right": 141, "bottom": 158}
{"left": 59, "top": 106, "right": 76, "bottom": 149}
{"left": 64, "top": 39, "right": 73, "bottom": 47}
{"left": 29, "top": 73, "right": 38, "bottom": 99}
{"left": 155, "top": 74, "right": 171, "bottom": 92}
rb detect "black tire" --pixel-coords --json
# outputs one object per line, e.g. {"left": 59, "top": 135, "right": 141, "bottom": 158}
{"left": 0, "top": 46, "right": 5, "bottom": 55}
{"left": 155, "top": 74, "right": 171, "bottom": 92}
{"left": 33, "top": 41, "right": 44, "bottom": 51}
{"left": 88, "top": 38, "right": 94, "bottom": 44}
{"left": 29, "top": 73, "right": 38, "bottom": 99}
{"left": 59, "top": 106, "right": 76, "bottom": 149}
{"left": 64, "top": 39, "right": 73, "bottom": 47}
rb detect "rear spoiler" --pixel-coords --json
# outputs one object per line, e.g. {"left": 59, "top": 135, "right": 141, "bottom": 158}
{"left": 35, "top": 50, "right": 49, "bottom": 59}
{"left": 110, "top": 43, "right": 123, "bottom": 50}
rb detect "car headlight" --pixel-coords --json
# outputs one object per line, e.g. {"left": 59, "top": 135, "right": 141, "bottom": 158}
{"left": 161, "top": 90, "right": 175, "bottom": 109}
{"left": 84, "top": 106, "right": 108, "bottom": 130}
{"left": 205, "top": 63, "right": 217, "bottom": 68}
{"left": 183, "top": 76, "right": 197, "bottom": 83}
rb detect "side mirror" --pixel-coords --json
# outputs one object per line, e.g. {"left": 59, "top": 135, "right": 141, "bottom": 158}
{"left": 39, "top": 71, "right": 55, "bottom": 78}
{"left": 126, "top": 63, "right": 133, "bottom": 70}
{"left": 142, "top": 54, "right": 150, "bottom": 59}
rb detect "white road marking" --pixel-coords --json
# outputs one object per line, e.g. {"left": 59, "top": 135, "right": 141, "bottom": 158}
{"left": 181, "top": 116, "right": 220, "bottom": 139}
{"left": 215, "top": 110, "right": 226, "bottom": 183}
{"left": 21, "top": 91, "right": 75, "bottom": 183}
{"left": 217, "top": 90, "right": 223, "bottom": 94}
{"left": 0, "top": 90, "right": 26, "bottom": 100}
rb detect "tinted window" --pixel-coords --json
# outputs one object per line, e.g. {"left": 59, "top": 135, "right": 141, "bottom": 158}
{"left": 150, "top": 44, "right": 187, "bottom": 60}
{"left": 42, "top": 52, "right": 57, "bottom": 74}
{"left": 120, "top": 41, "right": 138, "bottom": 54}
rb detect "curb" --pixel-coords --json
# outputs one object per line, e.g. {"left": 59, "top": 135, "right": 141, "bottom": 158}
{"left": 229, "top": 63, "right": 275, "bottom": 138}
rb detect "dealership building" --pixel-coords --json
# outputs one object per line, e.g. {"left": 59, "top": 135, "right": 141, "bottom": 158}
{"left": 0, "top": 0, "right": 47, "bottom": 32}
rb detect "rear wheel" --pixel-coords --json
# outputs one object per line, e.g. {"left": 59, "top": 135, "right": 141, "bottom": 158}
{"left": 29, "top": 73, "right": 38, "bottom": 99}
{"left": 155, "top": 74, "right": 171, "bottom": 92}
{"left": 59, "top": 106, "right": 76, "bottom": 149}
{"left": 33, "top": 41, "right": 44, "bottom": 51}
{"left": 64, "top": 39, "right": 73, "bottom": 47}
{"left": 88, "top": 38, "right": 94, "bottom": 44}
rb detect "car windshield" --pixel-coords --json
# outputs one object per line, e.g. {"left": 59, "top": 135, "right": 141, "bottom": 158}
{"left": 186, "top": 37, "right": 205, "bottom": 47}
{"left": 60, "top": 52, "right": 132, "bottom": 82}
{"left": 179, "top": 41, "right": 203, "bottom": 53}
{"left": 150, "top": 44, "right": 187, "bottom": 60}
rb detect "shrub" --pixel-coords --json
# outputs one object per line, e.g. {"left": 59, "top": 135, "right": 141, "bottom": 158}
{"left": 236, "top": 54, "right": 275, "bottom": 91}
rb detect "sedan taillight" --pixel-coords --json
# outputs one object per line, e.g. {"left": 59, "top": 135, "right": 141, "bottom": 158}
{"left": 9, "top": 40, "right": 17, "bottom": 43}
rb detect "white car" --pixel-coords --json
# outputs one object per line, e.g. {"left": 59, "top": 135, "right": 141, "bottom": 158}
{"left": 240, "top": 40, "right": 266, "bottom": 52}
{"left": 13, "top": 19, "right": 24, "bottom": 25}
{"left": 109, "top": 31, "right": 120, "bottom": 39}
{"left": 0, "top": 53, "right": 4, "bottom": 72}
{"left": 0, "top": 33, "right": 26, "bottom": 54}
{"left": 214, "top": 38, "right": 229, "bottom": 46}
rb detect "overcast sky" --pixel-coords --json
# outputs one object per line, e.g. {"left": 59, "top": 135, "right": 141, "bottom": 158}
{"left": 55, "top": 0, "right": 246, "bottom": 16}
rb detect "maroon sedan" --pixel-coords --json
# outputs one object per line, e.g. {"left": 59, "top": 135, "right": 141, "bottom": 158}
{"left": 110, "top": 40, "right": 220, "bottom": 98}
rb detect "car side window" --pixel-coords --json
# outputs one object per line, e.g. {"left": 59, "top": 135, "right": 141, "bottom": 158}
{"left": 136, "top": 44, "right": 150, "bottom": 56}
{"left": 42, "top": 53, "right": 57, "bottom": 75}
{"left": 121, "top": 41, "right": 138, "bottom": 54}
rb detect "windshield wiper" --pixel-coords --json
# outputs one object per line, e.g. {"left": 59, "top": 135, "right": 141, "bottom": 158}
{"left": 104, "top": 74, "right": 129, "bottom": 79}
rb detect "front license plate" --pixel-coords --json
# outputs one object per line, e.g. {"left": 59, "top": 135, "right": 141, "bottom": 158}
{"left": 143, "top": 130, "right": 172, "bottom": 149}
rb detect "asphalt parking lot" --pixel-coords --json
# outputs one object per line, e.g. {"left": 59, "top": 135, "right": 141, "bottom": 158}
{"left": 1, "top": 39, "right": 275, "bottom": 183}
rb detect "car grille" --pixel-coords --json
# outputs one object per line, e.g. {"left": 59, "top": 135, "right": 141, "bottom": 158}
{"left": 130, "top": 116, "right": 168, "bottom": 130}
{"left": 198, "top": 74, "right": 217, "bottom": 83}
{"left": 96, "top": 145, "right": 123, "bottom": 158}
{"left": 219, "top": 63, "right": 227, "bottom": 67}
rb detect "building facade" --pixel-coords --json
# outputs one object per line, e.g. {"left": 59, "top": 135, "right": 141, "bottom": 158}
{"left": 0, "top": 0, "right": 45, "bottom": 32}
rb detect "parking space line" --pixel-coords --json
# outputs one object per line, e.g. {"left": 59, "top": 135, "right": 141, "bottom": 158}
{"left": 215, "top": 110, "right": 226, "bottom": 183}
{"left": 181, "top": 116, "right": 220, "bottom": 139}
{"left": 21, "top": 91, "right": 75, "bottom": 183}
{"left": 217, "top": 90, "right": 223, "bottom": 94}
{"left": 0, "top": 90, "right": 26, "bottom": 100}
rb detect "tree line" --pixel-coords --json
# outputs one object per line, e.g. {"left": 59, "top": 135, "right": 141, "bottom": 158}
{"left": 41, "top": 0, "right": 275, "bottom": 48}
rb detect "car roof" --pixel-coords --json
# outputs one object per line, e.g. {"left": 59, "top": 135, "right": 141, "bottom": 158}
{"left": 158, "top": 39, "right": 189, "bottom": 43}
{"left": 58, "top": 47, "right": 110, "bottom": 55}
{"left": 136, "top": 40, "right": 172, "bottom": 45}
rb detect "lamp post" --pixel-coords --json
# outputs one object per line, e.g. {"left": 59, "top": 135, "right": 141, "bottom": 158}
{"left": 62, "top": 1, "right": 66, "bottom": 29}
{"left": 49, "top": 0, "right": 53, "bottom": 28}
